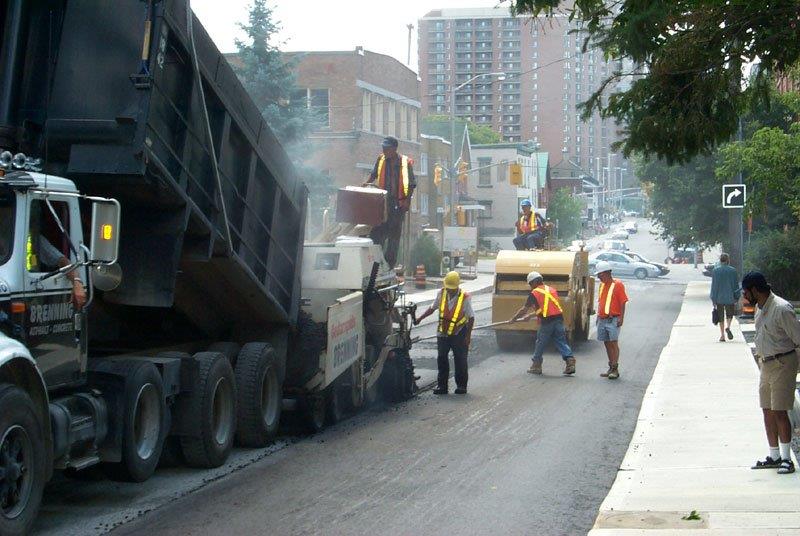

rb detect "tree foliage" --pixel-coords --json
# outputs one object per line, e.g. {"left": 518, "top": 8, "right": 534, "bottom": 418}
{"left": 410, "top": 234, "right": 442, "bottom": 277}
{"left": 424, "top": 115, "right": 503, "bottom": 144}
{"left": 547, "top": 188, "right": 584, "bottom": 242}
{"left": 745, "top": 227, "right": 800, "bottom": 299}
{"left": 234, "top": 1, "right": 332, "bottom": 206}
{"left": 509, "top": 0, "right": 800, "bottom": 163}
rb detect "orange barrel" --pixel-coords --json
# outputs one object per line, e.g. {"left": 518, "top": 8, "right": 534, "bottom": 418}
{"left": 414, "top": 264, "right": 427, "bottom": 289}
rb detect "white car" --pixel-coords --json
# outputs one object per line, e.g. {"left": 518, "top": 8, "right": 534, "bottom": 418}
{"left": 601, "top": 239, "right": 628, "bottom": 252}
{"left": 611, "top": 229, "right": 630, "bottom": 240}
{"left": 565, "top": 240, "right": 591, "bottom": 252}
{"left": 589, "top": 251, "right": 660, "bottom": 279}
{"left": 623, "top": 221, "right": 638, "bottom": 233}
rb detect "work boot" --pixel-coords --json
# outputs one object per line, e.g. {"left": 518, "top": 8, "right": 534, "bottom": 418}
{"left": 433, "top": 386, "right": 448, "bottom": 395}
{"left": 528, "top": 362, "right": 542, "bottom": 375}
{"left": 600, "top": 362, "right": 613, "bottom": 377}
{"left": 563, "top": 357, "right": 576, "bottom": 375}
{"left": 454, "top": 387, "right": 467, "bottom": 395}
{"left": 607, "top": 364, "right": 620, "bottom": 380}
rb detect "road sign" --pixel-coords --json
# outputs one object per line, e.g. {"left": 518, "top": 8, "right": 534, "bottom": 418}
{"left": 722, "top": 184, "right": 746, "bottom": 208}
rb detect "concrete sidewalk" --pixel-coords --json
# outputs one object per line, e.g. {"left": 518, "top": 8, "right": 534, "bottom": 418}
{"left": 590, "top": 281, "right": 800, "bottom": 535}
{"left": 402, "top": 272, "right": 494, "bottom": 306}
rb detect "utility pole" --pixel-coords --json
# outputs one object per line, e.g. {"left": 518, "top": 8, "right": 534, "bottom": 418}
{"left": 406, "top": 24, "right": 414, "bottom": 66}
{"left": 729, "top": 118, "right": 744, "bottom": 275}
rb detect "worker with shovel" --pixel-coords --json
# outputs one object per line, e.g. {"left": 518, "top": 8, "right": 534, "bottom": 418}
{"left": 414, "top": 271, "right": 475, "bottom": 395}
{"left": 510, "top": 271, "right": 576, "bottom": 375}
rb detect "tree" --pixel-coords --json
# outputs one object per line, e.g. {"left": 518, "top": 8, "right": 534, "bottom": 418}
{"left": 510, "top": 0, "right": 800, "bottom": 163}
{"left": 234, "top": 1, "right": 332, "bottom": 206}
{"left": 424, "top": 115, "right": 503, "bottom": 144}
{"left": 547, "top": 188, "right": 584, "bottom": 242}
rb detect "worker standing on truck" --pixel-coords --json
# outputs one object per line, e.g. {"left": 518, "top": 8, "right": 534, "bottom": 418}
{"left": 365, "top": 136, "right": 416, "bottom": 267}
{"left": 595, "top": 261, "right": 628, "bottom": 380}
{"left": 414, "top": 271, "right": 474, "bottom": 395}
{"left": 513, "top": 200, "right": 547, "bottom": 250}
{"left": 510, "top": 271, "right": 576, "bottom": 375}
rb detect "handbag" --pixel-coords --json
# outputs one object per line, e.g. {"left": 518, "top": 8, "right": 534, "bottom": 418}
{"left": 712, "top": 307, "right": 720, "bottom": 325}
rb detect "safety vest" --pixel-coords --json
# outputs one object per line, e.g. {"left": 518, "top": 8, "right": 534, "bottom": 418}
{"left": 531, "top": 284, "right": 563, "bottom": 318}
{"left": 376, "top": 154, "right": 410, "bottom": 200}
{"left": 438, "top": 290, "right": 468, "bottom": 335}
{"left": 598, "top": 280, "right": 625, "bottom": 317}
{"left": 519, "top": 213, "right": 537, "bottom": 233}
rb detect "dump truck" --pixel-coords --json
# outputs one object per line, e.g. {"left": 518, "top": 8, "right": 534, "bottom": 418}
{"left": 492, "top": 250, "right": 594, "bottom": 350}
{"left": 0, "top": 1, "right": 415, "bottom": 533}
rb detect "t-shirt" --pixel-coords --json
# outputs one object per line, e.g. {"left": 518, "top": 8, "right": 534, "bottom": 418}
{"left": 597, "top": 279, "right": 628, "bottom": 318}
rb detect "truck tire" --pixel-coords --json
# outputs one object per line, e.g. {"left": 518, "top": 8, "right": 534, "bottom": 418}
{"left": 0, "top": 384, "right": 46, "bottom": 536}
{"left": 102, "top": 361, "right": 167, "bottom": 482}
{"left": 302, "top": 394, "right": 326, "bottom": 434}
{"left": 286, "top": 311, "right": 325, "bottom": 387}
{"left": 234, "top": 343, "right": 281, "bottom": 447}
{"left": 180, "top": 352, "right": 237, "bottom": 468}
{"left": 325, "top": 378, "right": 346, "bottom": 425}
{"left": 208, "top": 342, "right": 241, "bottom": 367}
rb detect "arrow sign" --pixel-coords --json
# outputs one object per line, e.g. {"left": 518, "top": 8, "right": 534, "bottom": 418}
{"left": 722, "top": 184, "right": 746, "bottom": 208}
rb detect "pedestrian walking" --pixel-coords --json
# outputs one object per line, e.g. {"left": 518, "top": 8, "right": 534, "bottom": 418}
{"left": 595, "top": 261, "right": 628, "bottom": 380}
{"left": 510, "top": 271, "right": 576, "bottom": 375}
{"left": 414, "top": 271, "right": 475, "bottom": 395}
{"left": 710, "top": 253, "right": 740, "bottom": 342}
{"left": 743, "top": 271, "right": 800, "bottom": 474}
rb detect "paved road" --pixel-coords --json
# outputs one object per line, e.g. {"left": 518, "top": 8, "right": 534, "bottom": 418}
{"left": 33, "top": 218, "right": 694, "bottom": 535}
{"left": 107, "top": 223, "right": 687, "bottom": 536}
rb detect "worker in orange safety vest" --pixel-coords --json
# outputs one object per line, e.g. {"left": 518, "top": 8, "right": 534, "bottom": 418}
{"left": 513, "top": 199, "right": 547, "bottom": 250}
{"left": 594, "top": 261, "right": 629, "bottom": 380}
{"left": 510, "top": 271, "right": 576, "bottom": 375}
{"left": 364, "top": 136, "right": 416, "bottom": 267}
{"left": 415, "top": 271, "right": 475, "bottom": 395}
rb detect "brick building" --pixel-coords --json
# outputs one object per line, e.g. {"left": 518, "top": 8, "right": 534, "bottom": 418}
{"left": 418, "top": 6, "right": 628, "bottom": 217}
{"left": 286, "top": 47, "right": 422, "bottom": 199}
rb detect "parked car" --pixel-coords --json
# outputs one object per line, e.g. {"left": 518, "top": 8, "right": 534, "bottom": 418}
{"left": 626, "top": 251, "right": 670, "bottom": 276}
{"left": 624, "top": 210, "right": 640, "bottom": 217}
{"left": 623, "top": 221, "right": 638, "bottom": 234}
{"left": 589, "top": 251, "right": 661, "bottom": 279}
{"left": 611, "top": 229, "right": 630, "bottom": 240}
{"left": 702, "top": 262, "right": 714, "bottom": 277}
{"left": 665, "top": 247, "right": 703, "bottom": 264}
{"left": 601, "top": 239, "right": 629, "bottom": 252}
{"left": 566, "top": 239, "right": 591, "bottom": 252}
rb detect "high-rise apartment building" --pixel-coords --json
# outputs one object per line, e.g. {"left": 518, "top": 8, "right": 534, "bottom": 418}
{"left": 418, "top": 7, "right": 628, "bottom": 202}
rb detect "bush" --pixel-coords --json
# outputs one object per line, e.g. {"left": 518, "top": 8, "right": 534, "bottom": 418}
{"left": 745, "top": 227, "right": 800, "bottom": 300}
{"left": 410, "top": 234, "right": 442, "bottom": 277}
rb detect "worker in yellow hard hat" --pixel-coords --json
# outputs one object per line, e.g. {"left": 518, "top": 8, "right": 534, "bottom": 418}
{"left": 414, "top": 271, "right": 475, "bottom": 395}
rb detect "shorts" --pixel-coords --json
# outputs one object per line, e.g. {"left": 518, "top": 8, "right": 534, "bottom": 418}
{"left": 759, "top": 351, "right": 799, "bottom": 411}
{"left": 597, "top": 316, "right": 620, "bottom": 342}
{"left": 716, "top": 303, "right": 735, "bottom": 320}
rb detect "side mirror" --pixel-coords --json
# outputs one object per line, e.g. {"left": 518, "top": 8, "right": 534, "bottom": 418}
{"left": 90, "top": 200, "right": 120, "bottom": 264}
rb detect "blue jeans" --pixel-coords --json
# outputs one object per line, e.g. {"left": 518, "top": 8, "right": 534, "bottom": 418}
{"left": 532, "top": 316, "right": 573, "bottom": 363}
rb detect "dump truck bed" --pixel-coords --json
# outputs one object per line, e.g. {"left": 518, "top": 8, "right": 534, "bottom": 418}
{"left": 2, "top": 0, "right": 306, "bottom": 345}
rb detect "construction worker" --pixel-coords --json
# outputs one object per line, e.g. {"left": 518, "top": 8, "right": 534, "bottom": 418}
{"left": 513, "top": 200, "right": 547, "bottom": 250}
{"left": 510, "top": 271, "right": 576, "bottom": 375}
{"left": 414, "top": 271, "right": 475, "bottom": 395}
{"left": 365, "top": 136, "right": 416, "bottom": 267}
{"left": 595, "top": 261, "right": 629, "bottom": 380}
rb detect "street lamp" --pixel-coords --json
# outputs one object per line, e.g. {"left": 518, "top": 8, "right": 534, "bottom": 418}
{"left": 449, "top": 71, "right": 506, "bottom": 225}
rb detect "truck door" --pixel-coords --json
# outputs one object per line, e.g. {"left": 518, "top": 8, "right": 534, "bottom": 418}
{"left": 23, "top": 195, "right": 83, "bottom": 388}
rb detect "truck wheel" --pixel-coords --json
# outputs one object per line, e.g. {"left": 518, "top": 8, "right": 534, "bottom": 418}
{"left": 102, "top": 362, "right": 166, "bottom": 482}
{"left": 208, "top": 342, "right": 241, "bottom": 367}
{"left": 234, "top": 343, "right": 281, "bottom": 447}
{"left": 302, "top": 395, "right": 326, "bottom": 433}
{"left": 634, "top": 268, "right": 648, "bottom": 280}
{"left": 326, "top": 380, "right": 346, "bottom": 425}
{"left": 180, "top": 352, "right": 237, "bottom": 468}
{"left": 0, "top": 384, "right": 46, "bottom": 536}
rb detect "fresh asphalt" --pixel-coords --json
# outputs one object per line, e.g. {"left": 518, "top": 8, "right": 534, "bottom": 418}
{"left": 33, "top": 220, "right": 697, "bottom": 535}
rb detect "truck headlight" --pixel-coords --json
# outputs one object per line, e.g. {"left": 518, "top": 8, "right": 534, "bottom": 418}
{"left": 0, "top": 151, "right": 11, "bottom": 170}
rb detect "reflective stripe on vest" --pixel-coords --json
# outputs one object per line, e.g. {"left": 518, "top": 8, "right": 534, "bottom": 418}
{"left": 438, "top": 290, "right": 467, "bottom": 335}
{"left": 531, "top": 285, "right": 563, "bottom": 318}
{"left": 376, "top": 154, "right": 410, "bottom": 199}
{"left": 599, "top": 281, "right": 617, "bottom": 316}
{"left": 519, "top": 214, "right": 537, "bottom": 233}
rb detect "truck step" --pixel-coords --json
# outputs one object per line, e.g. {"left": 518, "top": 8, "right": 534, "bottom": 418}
{"left": 68, "top": 455, "right": 101, "bottom": 471}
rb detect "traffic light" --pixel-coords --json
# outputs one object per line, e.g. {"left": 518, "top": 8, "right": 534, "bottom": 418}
{"left": 434, "top": 164, "right": 442, "bottom": 186}
{"left": 509, "top": 162, "right": 523, "bottom": 185}
{"left": 458, "top": 161, "right": 469, "bottom": 183}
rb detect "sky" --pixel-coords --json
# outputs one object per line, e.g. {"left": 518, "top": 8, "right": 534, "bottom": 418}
{"left": 191, "top": 0, "right": 507, "bottom": 73}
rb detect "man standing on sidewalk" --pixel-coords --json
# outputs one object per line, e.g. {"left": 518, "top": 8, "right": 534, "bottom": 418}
{"left": 744, "top": 271, "right": 800, "bottom": 475}
{"left": 414, "top": 271, "right": 475, "bottom": 395}
{"left": 595, "top": 261, "right": 628, "bottom": 380}
{"left": 509, "top": 271, "right": 576, "bottom": 375}
{"left": 710, "top": 253, "right": 740, "bottom": 342}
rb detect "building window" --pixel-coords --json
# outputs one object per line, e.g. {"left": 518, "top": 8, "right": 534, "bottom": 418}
{"left": 421, "top": 193, "right": 429, "bottom": 215}
{"left": 478, "top": 157, "right": 492, "bottom": 185}
{"left": 362, "top": 91, "right": 371, "bottom": 131}
{"left": 478, "top": 201, "right": 492, "bottom": 219}
{"left": 292, "top": 88, "right": 330, "bottom": 127}
{"left": 420, "top": 152, "right": 429, "bottom": 176}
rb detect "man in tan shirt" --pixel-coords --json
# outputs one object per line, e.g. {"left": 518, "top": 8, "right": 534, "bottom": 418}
{"left": 744, "top": 271, "right": 800, "bottom": 474}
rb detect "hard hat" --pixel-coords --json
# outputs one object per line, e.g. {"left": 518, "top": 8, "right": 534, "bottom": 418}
{"left": 594, "top": 261, "right": 612, "bottom": 275}
{"left": 520, "top": 199, "right": 532, "bottom": 207}
{"left": 526, "top": 271, "right": 542, "bottom": 284}
{"left": 444, "top": 271, "right": 461, "bottom": 289}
